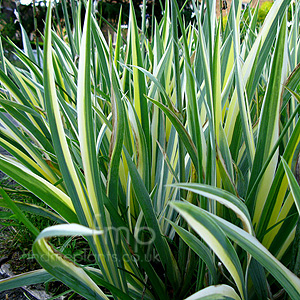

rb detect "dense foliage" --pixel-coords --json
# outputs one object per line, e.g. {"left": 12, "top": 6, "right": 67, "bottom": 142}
{"left": 0, "top": 0, "right": 300, "bottom": 299}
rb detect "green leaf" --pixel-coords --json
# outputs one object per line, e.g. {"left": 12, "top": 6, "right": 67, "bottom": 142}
{"left": 248, "top": 16, "right": 287, "bottom": 222}
{"left": 247, "top": 258, "right": 268, "bottom": 300}
{"left": 129, "top": 0, "right": 150, "bottom": 150}
{"left": 230, "top": 1, "right": 255, "bottom": 168}
{"left": 282, "top": 63, "right": 300, "bottom": 106}
{"left": 44, "top": 0, "right": 92, "bottom": 227}
{"left": 76, "top": 1, "right": 127, "bottom": 292}
{"left": 282, "top": 157, "right": 300, "bottom": 215}
{"left": 0, "top": 189, "right": 39, "bottom": 236}
{"left": 171, "top": 201, "right": 246, "bottom": 299}
{"left": 255, "top": 117, "right": 300, "bottom": 243}
{"left": 169, "top": 220, "right": 218, "bottom": 283}
{"left": 148, "top": 97, "right": 198, "bottom": 171}
{"left": 0, "top": 199, "right": 65, "bottom": 223}
{"left": 124, "top": 148, "right": 181, "bottom": 290}
{"left": 107, "top": 65, "right": 125, "bottom": 207}
{"left": 0, "top": 269, "right": 52, "bottom": 292}
{"left": 61, "top": 0, "right": 77, "bottom": 59}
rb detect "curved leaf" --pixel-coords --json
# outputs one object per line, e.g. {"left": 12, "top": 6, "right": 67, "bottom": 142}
{"left": 174, "top": 183, "right": 253, "bottom": 234}
{"left": 32, "top": 224, "right": 109, "bottom": 300}
{"left": 185, "top": 285, "right": 241, "bottom": 300}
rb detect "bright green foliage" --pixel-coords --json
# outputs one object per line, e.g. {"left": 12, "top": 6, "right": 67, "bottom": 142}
{"left": 0, "top": 0, "right": 300, "bottom": 299}
{"left": 257, "top": 1, "right": 274, "bottom": 24}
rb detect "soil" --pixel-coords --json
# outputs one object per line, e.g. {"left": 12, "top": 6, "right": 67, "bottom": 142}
{"left": 0, "top": 224, "right": 40, "bottom": 300}
{"left": 0, "top": 196, "right": 40, "bottom": 300}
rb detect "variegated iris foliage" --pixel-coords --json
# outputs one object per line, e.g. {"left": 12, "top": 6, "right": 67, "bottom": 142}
{"left": 0, "top": 0, "right": 300, "bottom": 299}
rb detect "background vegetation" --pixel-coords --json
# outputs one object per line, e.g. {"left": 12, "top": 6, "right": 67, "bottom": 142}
{"left": 0, "top": 0, "right": 300, "bottom": 299}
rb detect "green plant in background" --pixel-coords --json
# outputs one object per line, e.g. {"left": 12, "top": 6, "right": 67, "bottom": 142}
{"left": 257, "top": 1, "right": 273, "bottom": 24}
{"left": 0, "top": 0, "right": 300, "bottom": 299}
{"left": 0, "top": 17, "right": 19, "bottom": 46}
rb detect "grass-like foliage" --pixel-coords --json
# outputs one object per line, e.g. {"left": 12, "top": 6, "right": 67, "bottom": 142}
{"left": 0, "top": 0, "right": 300, "bottom": 299}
